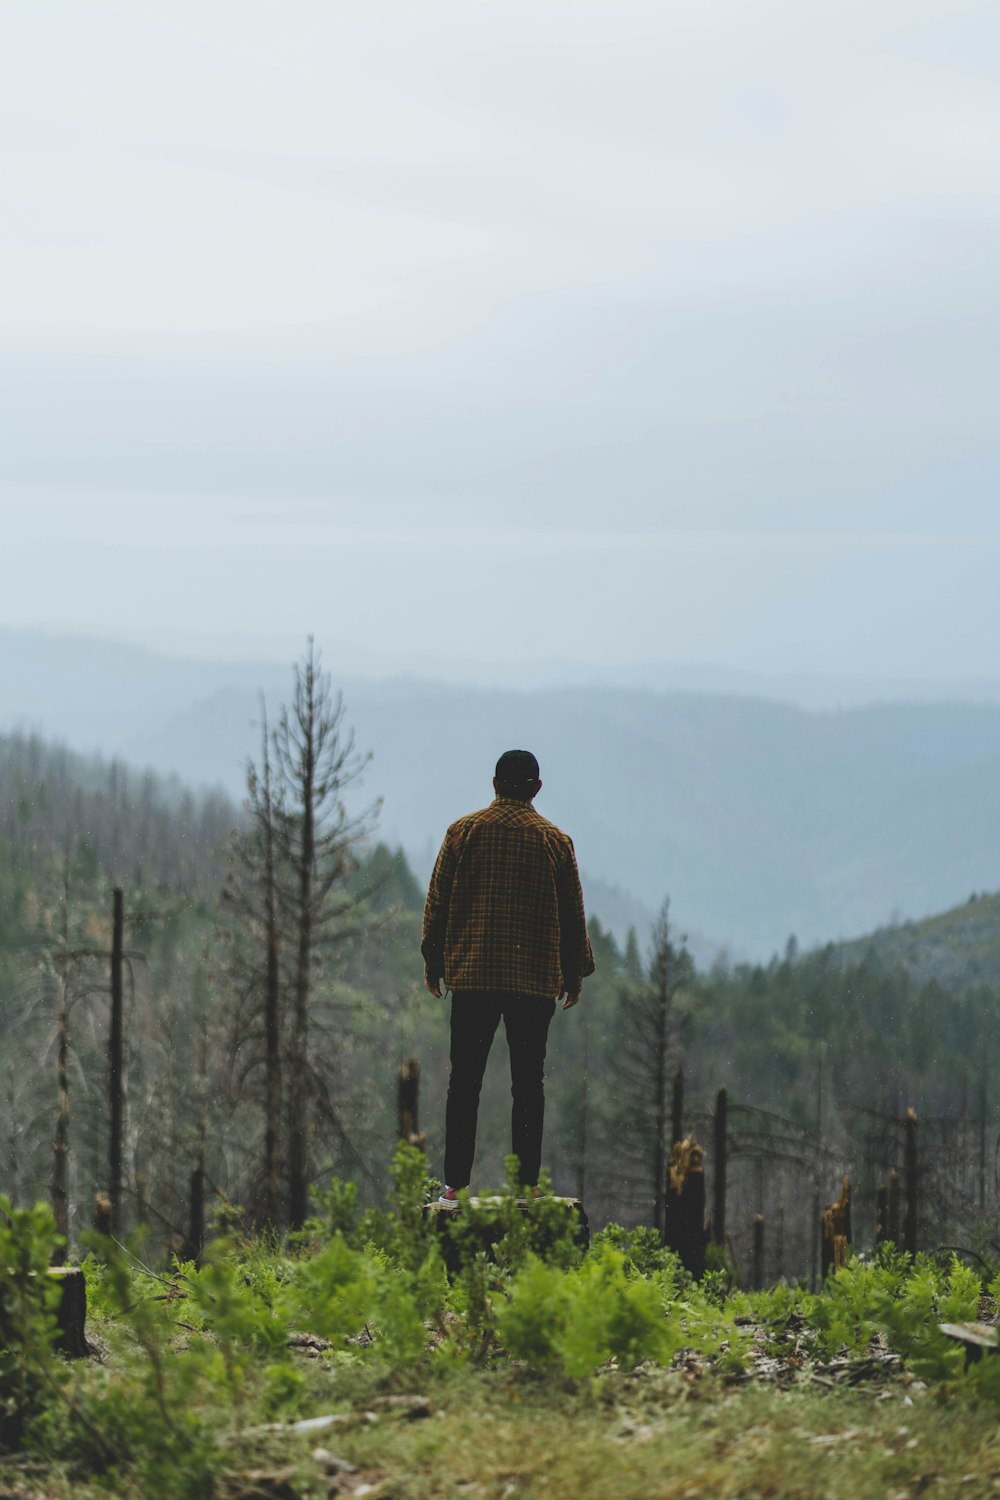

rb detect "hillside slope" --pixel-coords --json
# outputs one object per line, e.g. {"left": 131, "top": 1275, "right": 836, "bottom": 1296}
{"left": 5, "top": 631, "right": 1000, "bottom": 956}
{"left": 832, "top": 888, "right": 1000, "bottom": 993}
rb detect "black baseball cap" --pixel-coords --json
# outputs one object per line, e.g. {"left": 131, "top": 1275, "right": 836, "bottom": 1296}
{"left": 495, "top": 749, "right": 540, "bottom": 786}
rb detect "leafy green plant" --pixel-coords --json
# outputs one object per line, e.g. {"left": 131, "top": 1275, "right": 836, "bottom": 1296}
{"left": 740, "top": 1280, "right": 803, "bottom": 1330}
{"left": 280, "top": 1232, "right": 376, "bottom": 1344}
{"left": 189, "top": 1242, "right": 289, "bottom": 1359}
{"left": 0, "top": 1197, "right": 67, "bottom": 1450}
{"left": 804, "top": 1252, "right": 979, "bottom": 1380}
{"left": 444, "top": 1245, "right": 501, "bottom": 1361}
{"left": 370, "top": 1258, "right": 429, "bottom": 1369}
{"left": 387, "top": 1140, "right": 436, "bottom": 1272}
{"left": 59, "top": 1234, "right": 220, "bottom": 1497}
{"left": 497, "top": 1242, "right": 676, "bottom": 1380}
{"left": 262, "top": 1360, "right": 308, "bottom": 1417}
{"left": 309, "top": 1175, "right": 361, "bottom": 1243}
{"left": 592, "top": 1223, "right": 694, "bottom": 1289}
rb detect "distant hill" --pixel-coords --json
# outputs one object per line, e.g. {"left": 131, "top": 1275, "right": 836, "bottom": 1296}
{"left": 830, "top": 889, "right": 1000, "bottom": 994}
{"left": 4, "top": 629, "right": 1000, "bottom": 958}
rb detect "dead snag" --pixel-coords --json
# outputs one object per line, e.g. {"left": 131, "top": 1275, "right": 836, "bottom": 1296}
{"left": 821, "top": 1177, "right": 851, "bottom": 1279}
{"left": 664, "top": 1136, "right": 707, "bottom": 1279}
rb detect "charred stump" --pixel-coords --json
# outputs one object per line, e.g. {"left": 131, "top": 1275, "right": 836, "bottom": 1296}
{"left": 49, "top": 1266, "right": 88, "bottom": 1358}
{"left": 821, "top": 1177, "right": 851, "bottom": 1279}
{"left": 904, "top": 1109, "right": 918, "bottom": 1256}
{"left": 397, "top": 1059, "right": 427, "bottom": 1151}
{"left": 664, "top": 1137, "right": 708, "bottom": 1279}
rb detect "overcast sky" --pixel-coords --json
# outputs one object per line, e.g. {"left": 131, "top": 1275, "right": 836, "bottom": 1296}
{"left": 3, "top": 0, "right": 1000, "bottom": 682}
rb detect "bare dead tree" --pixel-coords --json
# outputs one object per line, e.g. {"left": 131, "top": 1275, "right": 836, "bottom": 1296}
{"left": 608, "top": 898, "right": 694, "bottom": 1238}
{"left": 270, "top": 641, "right": 379, "bottom": 1229}
{"left": 219, "top": 725, "right": 400, "bottom": 1220}
{"left": 48, "top": 855, "right": 116, "bottom": 1256}
{"left": 109, "top": 888, "right": 124, "bottom": 1235}
{"left": 51, "top": 859, "right": 73, "bottom": 1250}
{"left": 223, "top": 705, "right": 287, "bottom": 1224}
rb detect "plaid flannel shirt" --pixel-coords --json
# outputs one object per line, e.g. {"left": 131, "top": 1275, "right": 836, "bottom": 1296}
{"left": 421, "top": 797, "right": 596, "bottom": 999}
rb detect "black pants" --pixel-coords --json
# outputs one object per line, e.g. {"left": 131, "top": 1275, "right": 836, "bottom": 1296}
{"left": 444, "top": 991, "right": 557, "bottom": 1191}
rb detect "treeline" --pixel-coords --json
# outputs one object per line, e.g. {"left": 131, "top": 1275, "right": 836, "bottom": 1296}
{"left": 0, "top": 730, "right": 233, "bottom": 899}
{"left": 690, "top": 943, "right": 998, "bottom": 1124}
{"left": 0, "top": 653, "right": 433, "bottom": 1250}
{"left": 1, "top": 650, "right": 999, "bottom": 1261}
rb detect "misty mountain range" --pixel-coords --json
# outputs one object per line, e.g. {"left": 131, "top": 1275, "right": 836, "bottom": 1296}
{"left": 3, "top": 628, "right": 1000, "bottom": 960}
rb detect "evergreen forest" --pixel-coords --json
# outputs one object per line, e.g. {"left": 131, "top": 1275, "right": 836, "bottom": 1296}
{"left": 3, "top": 648, "right": 999, "bottom": 1271}
{"left": 5, "top": 648, "right": 1000, "bottom": 1499}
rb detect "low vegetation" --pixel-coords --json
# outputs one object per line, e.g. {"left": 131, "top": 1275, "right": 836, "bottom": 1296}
{"left": 3, "top": 1146, "right": 1000, "bottom": 1498}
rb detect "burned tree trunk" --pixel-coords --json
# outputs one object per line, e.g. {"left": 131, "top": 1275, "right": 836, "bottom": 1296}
{"left": 181, "top": 1159, "right": 205, "bottom": 1265}
{"left": 752, "top": 1215, "right": 765, "bottom": 1291}
{"left": 663, "top": 1137, "right": 707, "bottom": 1278}
{"left": 109, "top": 887, "right": 125, "bottom": 1237}
{"left": 51, "top": 863, "right": 72, "bottom": 1259}
{"left": 51, "top": 993, "right": 70, "bottom": 1260}
{"left": 671, "top": 1068, "right": 684, "bottom": 1147}
{"left": 261, "top": 725, "right": 282, "bottom": 1227}
{"left": 287, "top": 721, "right": 315, "bottom": 1231}
{"left": 821, "top": 1177, "right": 851, "bottom": 1279}
{"left": 272, "top": 642, "right": 377, "bottom": 1231}
{"left": 575, "top": 1002, "right": 589, "bottom": 1202}
{"left": 49, "top": 1267, "right": 88, "bottom": 1359}
{"left": 904, "top": 1108, "right": 918, "bottom": 1256}
{"left": 397, "top": 1059, "right": 426, "bottom": 1150}
{"left": 712, "top": 1087, "right": 727, "bottom": 1246}
{"left": 223, "top": 709, "right": 285, "bottom": 1228}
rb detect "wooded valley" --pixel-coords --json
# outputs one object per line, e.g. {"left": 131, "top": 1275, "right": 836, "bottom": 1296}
{"left": 3, "top": 647, "right": 1000, "bottom": 1282}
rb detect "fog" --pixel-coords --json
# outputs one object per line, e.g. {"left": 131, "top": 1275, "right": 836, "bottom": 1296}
{"left": 3, "top": 1, "right": 1000, "bottom": 683}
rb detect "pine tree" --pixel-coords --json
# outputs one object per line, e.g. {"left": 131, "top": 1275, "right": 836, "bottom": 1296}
{"left": 222, "top": 706, "right": 285, "bottom": 1224}
{"left": 272, "top": 641, "right": 379, "bottom": 1229}
{"left": 609, "top": 899, "right": 693, "bottom": 1238}
{"left": 223, "top": 646, "right": 379, "bottom": 1229}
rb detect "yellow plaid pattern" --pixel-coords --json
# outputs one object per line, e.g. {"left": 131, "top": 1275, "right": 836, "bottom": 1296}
{"left": 422, "top": 797, "right": 596, "bottom": 998}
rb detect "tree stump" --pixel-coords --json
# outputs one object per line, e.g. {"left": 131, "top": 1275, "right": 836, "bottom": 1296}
{"left": 939, "top": 1322, "right": 998, "bottom": 1366}
{"left": 1, "top": 1268, "right": 88, "bottom": 1359}
{"left": 664, "top": 1137, "right": 708, "bottom": 1278}
{"left": 397, "top": 1060, "right": 427, "bottom": 1152}
{"left": 904, "top": 1109, "right": 919, "bottom": 1255}
{"left": 49, "top": 1267, "right": 88, "bottom": 1358}
{"left": 752, "top": 1214, "right": 765, "bottom": 1291}
{"left": 821, "top": 1177, "right": 851, "bottom": 1279}
{"left": 424, "top": 1196, "right": 589, "bottom": 1275}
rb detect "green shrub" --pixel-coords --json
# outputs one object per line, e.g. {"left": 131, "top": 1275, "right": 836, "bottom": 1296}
{"left": 0, "top": 1197, "right": 66, "bottom": 1450}
{"left": 370, "top": 1262, "right": 428, "bottom": 1368}
{"left": 57, "top": 1234, "right": 220, "bottom": 1496}
{"left": 280, "top": 1232, "right": 376, "bottom": 1344}
{"left": 445, "top": 1249, "right": 500, "bottom": 1361}
{"left": 497, "top": 1243, "right": 676, "bottom": 1380}
{"left": 262, "top": 1361, "right": 309, "bottom": 1417}
{"left": 311, "top": 1176, "right": 361, "bottom": 1243}
{"left": 60, "top": 1363, "right": 219, "bottom": 1500}
{"left": 804, "top": 1252, "right": 980, "bottom": 1380}
{"left": 387, "top": 1141, "right": 437, "bottom": 1272}
{"left": 592, "top": 1223, "right": 694, "bottom": 1289}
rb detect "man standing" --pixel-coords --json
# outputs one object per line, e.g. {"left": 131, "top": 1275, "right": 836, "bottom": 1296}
{"left": 422, "top": 749, "right": 595, "bottom": 1203}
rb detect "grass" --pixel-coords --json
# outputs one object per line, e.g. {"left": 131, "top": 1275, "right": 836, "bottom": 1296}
{"left": 20, "top": 1345, "right": 1000, "bottom": 1500}
{"left": 5, "top": 1164, "right": 1000, "bottom": 1498}
{"left": 275, "top": 1370, "right": 1000, "bottom": 1500}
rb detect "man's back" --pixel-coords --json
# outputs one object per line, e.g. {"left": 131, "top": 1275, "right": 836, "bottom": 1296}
{"left": 424, "top": 750, "right": 595, "bottom": 1198}
{"left": 422, "top": 794, "right": 594, "bottom": 999}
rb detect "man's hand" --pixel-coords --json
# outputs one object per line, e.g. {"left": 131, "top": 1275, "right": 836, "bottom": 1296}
{"left": 560, "top": 991, "right": 580, "bottom": 1010}
{"left": 425, "top": 976, "right": 443, "bottom": 998}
